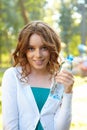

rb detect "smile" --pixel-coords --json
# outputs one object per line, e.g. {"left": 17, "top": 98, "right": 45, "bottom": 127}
{"left": 34, "top": 60, "right": 44, "bottom": 65}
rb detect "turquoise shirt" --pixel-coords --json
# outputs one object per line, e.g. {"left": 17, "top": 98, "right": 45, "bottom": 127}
{"left": 31, "top": 87, "right": 50, "bottom": 130}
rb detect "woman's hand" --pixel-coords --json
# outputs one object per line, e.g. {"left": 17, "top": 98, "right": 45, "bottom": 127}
{"left": 55, "top": 70, "right": 74, "bottom": 93}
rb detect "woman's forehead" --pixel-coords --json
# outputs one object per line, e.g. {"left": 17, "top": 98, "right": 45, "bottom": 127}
{"left": 29, "top": 34, "right": 46, "bottom": 46}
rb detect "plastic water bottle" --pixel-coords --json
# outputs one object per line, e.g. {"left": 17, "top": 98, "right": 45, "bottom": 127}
{"left": 61, "top": 55, "right": 73, "bottom": 72}
{"left": 50, "top": 55, "right": 73, "bottom": 100}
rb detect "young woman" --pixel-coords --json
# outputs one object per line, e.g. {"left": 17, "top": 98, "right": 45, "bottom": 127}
{"left": 2, "top": 21, "right": 74, "bottom": 130}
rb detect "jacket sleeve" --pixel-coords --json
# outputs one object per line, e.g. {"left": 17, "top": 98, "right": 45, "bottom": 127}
{"left": 2, "top": 68, "right": 19, "bottom": 130}
{"left": 54, "top": 93, "right": 72, "bottom": 130}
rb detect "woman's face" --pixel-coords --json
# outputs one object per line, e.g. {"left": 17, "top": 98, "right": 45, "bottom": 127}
{"left": 26, "top": 34, "right": 50, "bottom": 72}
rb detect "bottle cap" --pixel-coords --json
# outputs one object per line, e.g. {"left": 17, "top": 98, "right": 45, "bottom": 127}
{"left": 66, "top": 55, "right": 74, "bottom": 62}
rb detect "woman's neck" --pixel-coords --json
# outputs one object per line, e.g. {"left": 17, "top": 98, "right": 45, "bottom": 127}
{"left": 28, "top": 71, "right": 52, "bottom": 88}
{"left": 31, "top": 68, "right": 49, "bottom": 76}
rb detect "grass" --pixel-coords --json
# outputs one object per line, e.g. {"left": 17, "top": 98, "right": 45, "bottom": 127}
{"left": 0, "top": 72, "right": 87, "bottom": 130}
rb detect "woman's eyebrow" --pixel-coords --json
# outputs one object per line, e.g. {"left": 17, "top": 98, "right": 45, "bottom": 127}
{"left": 28, "top": 44, "right": 34, "bottom": 47}
{"left": 28, "top": 44, "right": 47, "bottom": 47}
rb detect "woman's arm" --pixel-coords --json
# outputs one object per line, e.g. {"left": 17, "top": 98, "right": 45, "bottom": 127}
{"left": 54, "top": 70, "right": 74, "bottom": 130}
{"left": 2, "top": 68, "right": 19, "bottom": 130}
{"left": 54, "top": 93, "right": 72, "bottom": 130}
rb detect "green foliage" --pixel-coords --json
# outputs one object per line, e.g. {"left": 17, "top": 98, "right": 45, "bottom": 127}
{"left": 0, "top": 0, "right": 47, "bottom": 66}
{"left": 59, "top": 3, "right": 74, "bottom": 43}
{"left": 0, "top": 0, "right": 87, "bottom": 67}
{"left": 69, "top": 35, "right": 80, "bottom": 56}
{"left": 58, "top": 1, "right": 84, "bottom": 56}
{"left": 25, "top": 0, "right": 47, "bottom": 20}
{"left": 0, "top": 72, "right": 4, "bottom": 86}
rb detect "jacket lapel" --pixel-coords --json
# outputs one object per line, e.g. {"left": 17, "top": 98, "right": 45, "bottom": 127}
{"left": 23, "top": 84, "right": 40, "bottom": 116}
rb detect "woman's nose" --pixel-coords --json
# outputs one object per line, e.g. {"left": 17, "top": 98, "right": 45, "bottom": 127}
{"left": 35, "top": 49, "right": 42, "bottom": 57}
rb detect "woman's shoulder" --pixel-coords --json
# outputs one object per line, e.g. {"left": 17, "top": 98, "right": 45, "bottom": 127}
{"left": 3, "top": 66, "right": 22, "bottom": 77}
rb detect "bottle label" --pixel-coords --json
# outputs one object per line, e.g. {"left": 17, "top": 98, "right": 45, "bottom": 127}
{"left": 49, "top": 83, "right": 64, "bottom": 100}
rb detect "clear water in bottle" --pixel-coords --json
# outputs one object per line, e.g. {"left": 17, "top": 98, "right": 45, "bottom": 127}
{"left": 49, "top": 55, "right": 73, "bottom": 100}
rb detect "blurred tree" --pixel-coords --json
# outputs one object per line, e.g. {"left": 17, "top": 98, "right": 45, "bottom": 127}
{"left": 77, "top": 0, "right": 87, "bottom": 45}
{"left": 26, "top": 0, "right": 47, "bottom": 20}
{"left": 43, "top": 0, "right": 61, "bottom": 28}
{"left": 58, "top": 0, "right": 83, "bottom": 56}
{"left": 58, "top": 2, "right": 74, "bottom": 55}
{"left": 0, "top": 0, "right": 47, "bottom": 67}
{"left": 18, "top": 0, "right": 29, "bottom": 24}
{"left": 85, "top": 0, "right": 87, "bottom": 4}
{"left": 0, "top": 0, "right": 24, "bottom": 66}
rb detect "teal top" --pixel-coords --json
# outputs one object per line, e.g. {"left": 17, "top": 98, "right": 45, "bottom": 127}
{"left": 31, "top": 87, "right": 50, "bottom": 130}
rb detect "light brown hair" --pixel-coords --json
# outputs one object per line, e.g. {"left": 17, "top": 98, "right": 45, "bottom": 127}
{"left": 13, "top": 21, "right": 61, "bottom": 82}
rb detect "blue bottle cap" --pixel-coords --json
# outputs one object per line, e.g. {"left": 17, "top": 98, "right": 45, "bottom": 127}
{"left": 66, "top": 55, "right": 74, "bottom": 62}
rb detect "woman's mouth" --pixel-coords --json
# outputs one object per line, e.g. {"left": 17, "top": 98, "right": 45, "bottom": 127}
{"left": 34, "top": 60, "right": 44, "bottom": 65}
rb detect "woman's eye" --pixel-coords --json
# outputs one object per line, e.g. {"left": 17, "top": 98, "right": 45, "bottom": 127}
{"left": 28, "top": 47, "right": 34, "bottom": 51}
{"left": 42, "top": 46, "right": 48, "bottom": 50}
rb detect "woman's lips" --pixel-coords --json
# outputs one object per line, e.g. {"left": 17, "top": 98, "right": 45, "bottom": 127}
{"left": 34, "top": 60, "right": 44, "bottom": 65}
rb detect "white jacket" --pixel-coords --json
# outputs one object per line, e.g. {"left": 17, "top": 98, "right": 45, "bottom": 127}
{"left": 2, "top": 67, "right": 72, "bottom": 130}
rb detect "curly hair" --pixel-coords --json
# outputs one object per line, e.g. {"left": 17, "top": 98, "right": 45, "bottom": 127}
{"left": 12, "top": 21, "right": 61, "bottom": 82}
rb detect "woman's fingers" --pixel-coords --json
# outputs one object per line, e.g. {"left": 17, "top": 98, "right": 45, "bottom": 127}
{"left": 55, "top": 70, "right": 74, "bottom": 93}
